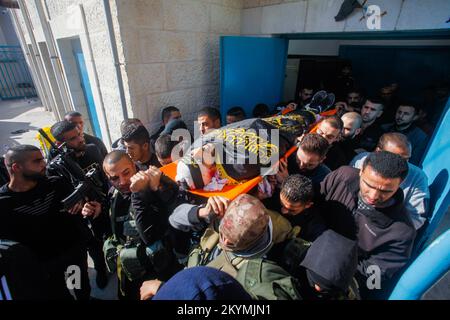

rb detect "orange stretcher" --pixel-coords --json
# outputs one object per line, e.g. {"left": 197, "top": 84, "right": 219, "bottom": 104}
{"left": 160, "top": 145, "right": 298, "bottom": 200}
{"left": 160, "top": 109, "right": 337, "bottom": 200}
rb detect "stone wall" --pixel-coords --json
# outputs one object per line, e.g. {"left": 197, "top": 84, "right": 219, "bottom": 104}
{"left": 114, "top": 0, "right": 243, "bottom": 135}
{"left": 242, "top": 0, "right": 450, "bottom": 35}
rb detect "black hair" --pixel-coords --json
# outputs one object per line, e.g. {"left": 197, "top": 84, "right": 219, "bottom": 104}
{"left": 377, "top": 132, "right": 411, "bottom": 153}
{"left": 364, "top": 96, "right": 384, "bottom": 108}
{"left": 301, "top": 83, "right": 315, "bottom": 91}
{"left": 4, "top": 145, "right": 41, "bottom": 167}
{"left": 155, "top": 134, "right": 177, "bottom": 160}
{"left": 227, "top": 106, "right": 246, "bottom": 119}
{"left": 320, "top": 115, "right": 344, "bottom": 131}
{"left": 50, "top": 121, "right": 77, "bottom": 142}
{"left": 396, "top": 102, "right": 420, "bottom": 114}
{"left": 121, "top": 123, "right": 150, "bottom": 145}
{"left": 347, "top": 88, "right": 364, "bottom": 97}
{"left": 362, "top": 151, "right": 408, "bottom": 180}
{"left": 161, "top": 106, "right": 180, "bottom": 122}
{"left": 281, "top": 174, "right": 314, "bottom": 204}
{"left": 253, "top": 103, "right": 270, "bottom": 118}
{"left": 198, "top": 107, "right": 221, "bottom": 121}
{"left": 298, "top": 133, "right": 330, "bottom": 159}
{"left": 103, "top": 150, "right": 132, "bottom": 166}
{"left": 64, "top": 111, "right": 82, "bottom": 118}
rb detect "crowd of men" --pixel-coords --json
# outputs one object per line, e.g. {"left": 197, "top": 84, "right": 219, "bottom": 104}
{"left": 1, "top": 80, "right": 447, "bottom": 300}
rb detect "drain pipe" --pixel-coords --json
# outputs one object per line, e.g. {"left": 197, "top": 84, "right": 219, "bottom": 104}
{"left": 79, "top": 4, "right": 112, "bottom": 147}
{"left": 103, "top": 0, "right": 128, "bottom": 120}
{"left": 34, "top": 0, "right": 73, "bottom": 114}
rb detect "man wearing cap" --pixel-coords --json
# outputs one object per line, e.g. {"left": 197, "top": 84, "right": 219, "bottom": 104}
{"left": 168, "top": 194, "right": 302, "bottom": 300}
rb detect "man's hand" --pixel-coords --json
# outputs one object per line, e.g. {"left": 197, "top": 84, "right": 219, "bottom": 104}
{"left": 140, "top": 279, "right": 163, "bottom": 300}
{"left": 146, "top": 166, "right": 162, "bottom": 191}
{"left": 275, "top": 158, "right": 289, "bottom": 187}
{"left": 68, "top": 200, "right": 84, "bottom": 215}
{"left": 130, "top": 171, "right": 151, "bottom": 193}
{"left": 81, "top": 201, "right": 102, "bottom": 219}
{"left": 198, "top": 196, "right": 230, "bottom": 219}
{"left": 286, "top": 102, "right": 297, "bottom": 111}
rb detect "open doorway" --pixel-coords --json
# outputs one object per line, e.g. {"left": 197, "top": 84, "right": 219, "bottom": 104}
{"left": 284, "top": 38, "right": 450, "bottom": 132}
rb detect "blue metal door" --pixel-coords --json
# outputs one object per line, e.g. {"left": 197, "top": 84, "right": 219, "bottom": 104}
{"left": 220, "top": 36, "right": 288, "bottom": 121}
{"left": 0, "top": 45, "right": 37, "bottom": 100}
{"left": 72, "top": 40, "right": 102, "bottom": 139}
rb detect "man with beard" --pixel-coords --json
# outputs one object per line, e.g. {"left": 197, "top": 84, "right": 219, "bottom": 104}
{"left": 50, "top": 120, "right": 111, "bottom": 289}
{"left": 382, "top": 103, "right": 429, "bottom": 166}
{"left": 64, "top": 111, "right": 108, "bottom": 158}
{"left": 315, "top": 116, "right": 347, "bottom": 171}
{"left": 296, "top": 85, "right": 315, "bottom": 109}
{"left": 335, "top": 88, "right": 364, "bottom": 116}
{"left": 337, "top": 112, "right": 363, "bottom": 165}
{"left": 97, "top": 150, "right": 181, "bottom": 299}
{"left": 0, "top": 145, "right": 89, "bottom": 299}
{"left": 354, "top": 97, "right": 385, "bottom": 153}
{"left": 319, "top": 151, "right": 416, "bottom": 299}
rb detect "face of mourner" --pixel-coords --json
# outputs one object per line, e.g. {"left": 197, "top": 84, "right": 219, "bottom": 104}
{"left": 104, "top": 157, "right": 137, "bottom": 194}
{"left": 359, "top": 165, "right": 402, "bottom": 207}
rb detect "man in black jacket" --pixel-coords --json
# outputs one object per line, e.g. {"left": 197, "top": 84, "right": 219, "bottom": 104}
{"left": 50, "top": 120, "right": 111, "bottom": 288}
{"left": 354, "top": 97, "right": 385, "bottom": 152}
{"left": 65, "top": 111, "right": 108, "bottom": 158}
{"left": 0, "top": 145, "right": 89, "bottom": 300}
{"left": 319, "top": 151, "right": 416, "bottom": 299}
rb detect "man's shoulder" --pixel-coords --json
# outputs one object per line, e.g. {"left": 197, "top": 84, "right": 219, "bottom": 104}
{"left": 410, "top": 125, "right": 428, "bottom": 141}
{"left": 407, "top": 163, "right": 428, "bottom": 184}
{"left": 84, "top": 143, "right": 103, "bottom": 160}
{"left": 350, "top": 152, "right": 369, "bottom": 169}
{"left": 84, "top": 133, "right": 103, "bottom": 144}
{"left": 381, "top": 122, "right": 395, "bottom": 132}
{"left": 329, "top": 166, "right": 360, "bottom": 182}
{"left": 318, "top": 163, "right": 331, "bottom": 175}
{"left": 0, "top": 183, "right": 11, "bottom": 198}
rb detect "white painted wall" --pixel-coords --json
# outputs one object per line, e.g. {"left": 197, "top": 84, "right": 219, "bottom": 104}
{"left": 242, "top": 0, "right": 450, "bottom": 35}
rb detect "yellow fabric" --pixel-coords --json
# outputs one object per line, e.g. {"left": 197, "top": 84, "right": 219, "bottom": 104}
{"left": 35, "top": 126, "right": 55, "bottom": 158}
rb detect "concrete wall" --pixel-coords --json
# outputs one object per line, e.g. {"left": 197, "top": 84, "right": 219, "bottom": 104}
{"left": 13, "top": 0, "right": 125, "bottom": 142}
{"left": 57, "top": 37, "right": 93, "bottom": 134}
{"left": 15, "top": 0, "right": 243, "bottom": 140}
{"left": 242, "top": 0, "right": 450, "bottom": 35}
{"left": 114, "top": 0, "right": 243, "bottom": 135}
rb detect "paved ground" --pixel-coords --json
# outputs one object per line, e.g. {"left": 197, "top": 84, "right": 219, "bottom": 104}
{"left": 0, "top": 99, "right": 56, "bottom": 149}
{"left": 0, "top": 98, "right": 448, "bottom": 300}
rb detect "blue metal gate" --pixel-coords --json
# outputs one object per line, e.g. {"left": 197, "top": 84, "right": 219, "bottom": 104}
{"left": 0, "top": 45, "right": 37, "bottom": 100}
